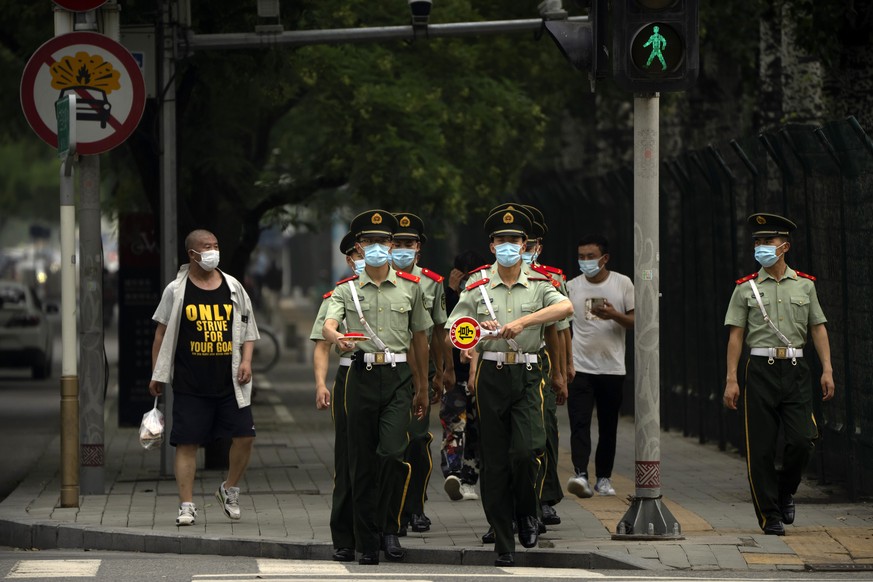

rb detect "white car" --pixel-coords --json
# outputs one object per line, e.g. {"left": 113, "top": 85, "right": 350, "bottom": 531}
{"left": 0, "top": 280, "right": 54, "bottom": 379}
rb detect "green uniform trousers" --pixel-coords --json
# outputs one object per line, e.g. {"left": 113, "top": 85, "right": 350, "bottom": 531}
{"left": 538, "top": 348, "right": 564, "bottom": 507}
{"left": 475, "top": 360, "right": 546, "bottom": 555}
{"left": 344, "top": 361, "right": 413, "bottom": 553}
{"left": 402, "top": 365, "right": 436, "bottom": 524}
{"left": 743, "top": 356, "right": 817, "bottom": 531}
{"left": 329, "top": 364, "right": 354, "bottom": 549}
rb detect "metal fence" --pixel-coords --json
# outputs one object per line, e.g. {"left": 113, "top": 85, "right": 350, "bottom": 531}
{"left": 516, "top": 116, "right": 873, "bottom": 500}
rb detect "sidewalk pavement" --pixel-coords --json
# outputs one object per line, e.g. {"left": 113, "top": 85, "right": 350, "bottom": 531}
{"left": 1, "top": 352, "right": 871, "bottom": 572}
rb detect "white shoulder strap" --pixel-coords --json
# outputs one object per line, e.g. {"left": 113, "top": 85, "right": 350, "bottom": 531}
{"left": 477, "top": 282, "right": 520, "bottom": 351}
{"left": 348, "top": 280, "right": 390, "bottom": 354}
{"left": 749, "top": 279, "right": 792, "bottom": 348}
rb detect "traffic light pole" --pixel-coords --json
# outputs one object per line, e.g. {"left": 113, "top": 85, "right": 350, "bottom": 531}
{"left": 614, "top": 93, "right": 683, "bottom": 540}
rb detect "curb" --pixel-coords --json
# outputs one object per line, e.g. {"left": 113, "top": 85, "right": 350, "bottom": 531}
{"left": 0, "top": 517, "right": 660, "bottom": 570}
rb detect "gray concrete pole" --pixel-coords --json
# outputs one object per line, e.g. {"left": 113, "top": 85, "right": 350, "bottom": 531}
{"left": 78, "top": 155, "right": 105, "bottom": 495}
{"left": 76, "top": 0, "right": 120, "bottom": 496}
{"left": 614, "top": 93, "right": 682, "bottom": 539}
{"left": 159, "top": 0, "right": 179, "bottom": 477}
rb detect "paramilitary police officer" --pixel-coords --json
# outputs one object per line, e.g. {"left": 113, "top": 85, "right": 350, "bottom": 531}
{"left": 489, "top": 202, "right": 569, "bottom": 530}
{"left": 723, "top": 212, "right": 835, "bottom": 536}
{"left": 323, "top": 210, "right": 432, "bottom": 565}
{"left": 446, "top": 207, "right": 573, "bottom": 566}
{"left": 390, "top": 212, "right": 449, "bottom": 535}
{"left": 310, "top": 232, "right": 363, "bottom": 562}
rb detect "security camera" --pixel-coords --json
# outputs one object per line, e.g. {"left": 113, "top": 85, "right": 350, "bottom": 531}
{"left": 408, "top": 0, "right": 432, "bottom": 27}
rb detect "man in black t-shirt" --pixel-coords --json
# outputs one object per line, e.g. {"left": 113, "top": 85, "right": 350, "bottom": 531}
{"left": 150, "top": 230, "right": 260, "bottom": 526}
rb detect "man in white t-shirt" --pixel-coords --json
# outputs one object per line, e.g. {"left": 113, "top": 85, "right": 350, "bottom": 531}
{"left": 565, "top": 234, "right": 634, "bottom": 498}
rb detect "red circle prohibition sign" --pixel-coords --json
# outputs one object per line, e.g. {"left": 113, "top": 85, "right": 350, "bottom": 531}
{"left": 20, "top": 32, "right": 146, "bottom": 155}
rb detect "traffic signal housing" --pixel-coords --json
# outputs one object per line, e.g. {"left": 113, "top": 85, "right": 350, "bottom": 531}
{"left": 613, "top": 0, "right": 699, "bottom": 93}
{"left": 542, "top": 0, "right": 609, "bottom": 91}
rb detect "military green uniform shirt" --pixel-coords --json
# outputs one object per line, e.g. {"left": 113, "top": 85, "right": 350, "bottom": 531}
{"left": 325, "top": 267, "right": 433, "bottom": 352}
{"left": 447, "top": 263, "right": 567, "bottom": 352}
{"left": 724, "top": 266, "right": 827, "bottom": 346}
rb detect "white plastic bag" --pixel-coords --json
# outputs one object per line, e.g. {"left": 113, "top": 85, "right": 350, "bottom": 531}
{"left": 139, "top": 396, "right": 164, "bottom": 450}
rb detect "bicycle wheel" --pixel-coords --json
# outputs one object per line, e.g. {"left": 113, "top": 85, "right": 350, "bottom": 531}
{"left": 251, "top": 327, "right": 280, "bottom": 373}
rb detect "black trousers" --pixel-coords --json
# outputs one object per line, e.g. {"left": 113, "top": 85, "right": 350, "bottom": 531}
{"left": 566, "top": 372, "right": 625, "bottom": 479}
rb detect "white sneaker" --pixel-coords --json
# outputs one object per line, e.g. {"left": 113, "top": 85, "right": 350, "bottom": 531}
{"left": 567, "top": 474, "right": 594, "bottom": 498}
{"left": 459, "top": 483, "right": 479, "bottom": 501}
{"left": 444, "top": 475, "right": 463, "bottom": 501}
{"left": 176, "top": 502, "right": 197, "bottom": 526}
{"left": 594, "top": 477, "right": 616, "bottom": 496}
{"left": 216, "top": 481, "right": 241, "bottom": 520}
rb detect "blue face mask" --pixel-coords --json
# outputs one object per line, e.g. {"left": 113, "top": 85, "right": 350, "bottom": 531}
{"left": 353, "top": 259, "right": 366, "bottom": 276}
{"left": 494, "top": 242, "right": 522, "bottom": 267}
{"left": 754, "top": 243, "right": 785, "bottom": 268}
{"left": 362, "top": 243, "right": 391, "bottom": 267}
{"left": 579, "top": 258, "right": 602, "bottom": 277}
{"left": 391, "top": 248, "right": 416, "bottom": 269}
{"left": 521, "top": 251, "right": 538, "bottom": 265}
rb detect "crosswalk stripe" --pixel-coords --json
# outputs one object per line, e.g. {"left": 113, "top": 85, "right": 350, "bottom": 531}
{"left": 6, "top": 560, "right": 100, "bottom": 578}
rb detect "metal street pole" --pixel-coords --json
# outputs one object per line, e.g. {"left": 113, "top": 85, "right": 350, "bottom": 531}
{"left": 187, "top": 16, "right": 586, "bottom": 50}
{"left": 614, "top": 93, "right": 682, "bottom": 539}
{"left": 53, "top": 5, "right": 79, "bottom": 510}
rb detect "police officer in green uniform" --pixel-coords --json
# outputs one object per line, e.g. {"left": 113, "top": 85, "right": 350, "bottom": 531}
{"left": 519, "top": 204, "right": 569, "bottom": 526}
{"left": 310, "top": 232, "right": 363, "bottom": 562}
{"left": 390, "top": 212, "right": 449, "bottom": 535}
{"left": 723, "top": 213, "right": 835, "bottom": 536}
{"left": 486, "top": 203, "right": 568, "bottom": 533}
{"left": 446, "top": 207, "right": 573, "bottom": 566}
{"left": 323, "top": 210, "right": 432, "bottom": 565}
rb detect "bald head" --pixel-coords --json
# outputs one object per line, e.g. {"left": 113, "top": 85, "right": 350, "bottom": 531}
{"left": 185, "top": 229, "right": 217, "bottom": 252}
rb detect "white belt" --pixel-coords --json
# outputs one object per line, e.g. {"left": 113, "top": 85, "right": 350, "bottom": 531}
{"left": 339, "top": 357, "right": 353, "bottom": 367}
{"left": 750, "top": 347, "right": 803, "bottom": 364}
{"left": 481, "top": 351, "right": 538, "bottom": 369}
{"left": 361, "top": 352, "right": 407, "bottom": 365}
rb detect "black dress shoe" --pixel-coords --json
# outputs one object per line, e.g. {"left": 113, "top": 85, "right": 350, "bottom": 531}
{"left": 397, "top": 523, "right": 407, "bottom": 537}
{"left": 332, "top": 547, "right": 355, "bottom": 562}
{"left": 538, "top": 519, "right": 547, "bottom": 534}
{"left": 411, "top": 513, "right": 431, "bottom": 532}
{"left": 381, "top": 533, "right": 406, "bottom": 562}
{"left": 494, "top": 552, "right": 515, "bottom": 567}
{"left": 780, "top": 494, "right": 796, "bottom": 525}
{"left": 359, "top": 552, "right": 379, "bottom": 565}
{"left": 517, "top": 516, "right": 539, "bottom": 548}
{"left": 541, "top": 503, "right": 561, "bottom": 525}
{"left": 763, "top": 520, "right": 785, "bottom": 536}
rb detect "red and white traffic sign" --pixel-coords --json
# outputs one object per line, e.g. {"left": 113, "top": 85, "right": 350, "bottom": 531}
{"left": 449, "top": 316, "right": 482, "bottom": 350}
{"left": 20, "top": 32, "right": 145, "bottom": 155}
{"left": 52, "top": 0, "right": 107, "bottom": 12}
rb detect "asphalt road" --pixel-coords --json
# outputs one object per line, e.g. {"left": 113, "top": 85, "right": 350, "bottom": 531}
{"left": 1, "top": 549, "right": 872, "bottom": 582}
{"left": 0, "top": 344, "right": 60, "bottom": 503}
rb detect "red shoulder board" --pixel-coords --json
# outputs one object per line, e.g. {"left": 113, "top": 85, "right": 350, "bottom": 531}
{"left": 735, "top": 272, "right": 758, "bottom": 285}
{"left": 336, "top": 275, "right": 359, "bottom": 285}
{"left": 552, "top": 279, "right": 561, "bottom": 288}
{"left": 541, "top": 264, "right": 564, "bottom": 277}
{"left": 530, "top": 264, "right": 550, "bottom": 276}
{"left": 796, "top": 270, "right": 817, "bottom": 281}
{"left": 466, "top": 278, "right": 489, "bottom": 291}
{"left": 527, "top": 276, "right": 552, "bottom": 282}
{"left": 322, "top": 290, "right": 333, "bottom": 299}
{"left": 397, "top": 270, "right": 421, "bottom": 283}
{"left": 420, "top": 268, "right": 444, "bottom": 283}
{"left": 468, "top": 264, "right": 491, "bottom": 275}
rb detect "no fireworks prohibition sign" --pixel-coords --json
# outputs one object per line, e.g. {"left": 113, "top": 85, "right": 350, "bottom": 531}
{"left": 20, "top": 31, "right": 145, "bottom": 155}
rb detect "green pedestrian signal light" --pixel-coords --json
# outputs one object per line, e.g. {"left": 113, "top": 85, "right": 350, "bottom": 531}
{"left": 613, "top": 0, "right": 699, "bottom": 92}
{"left": 632, "top": 23, "right": 683, "bottom": 74}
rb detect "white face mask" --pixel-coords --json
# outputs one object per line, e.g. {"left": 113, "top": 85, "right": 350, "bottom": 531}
{"left": 193, "top": 249, "right": 220, "bottom": 271}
